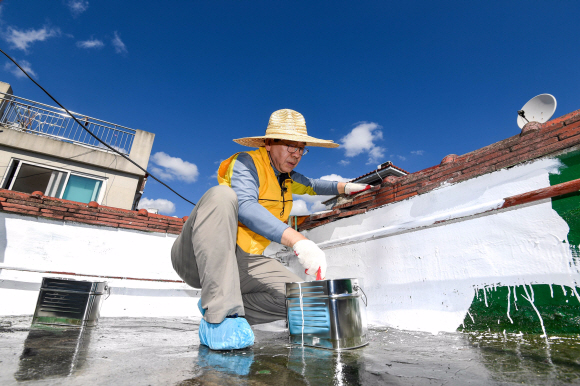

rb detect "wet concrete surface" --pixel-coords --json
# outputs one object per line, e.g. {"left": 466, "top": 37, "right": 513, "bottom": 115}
{"left": 1, "top": 316, "right": 580, "bottom": 385}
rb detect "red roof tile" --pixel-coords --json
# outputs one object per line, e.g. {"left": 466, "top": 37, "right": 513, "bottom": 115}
{"left": 298, "top": 107, "right": 580, "bottom": 232}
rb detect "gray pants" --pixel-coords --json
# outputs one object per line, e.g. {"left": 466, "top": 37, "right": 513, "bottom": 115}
{"left": 171, "top": 185, "right": 301, "bottom": 325}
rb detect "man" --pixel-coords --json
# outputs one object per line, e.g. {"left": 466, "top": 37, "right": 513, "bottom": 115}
{"left": 171, "top": 109, "right": 370, "bottom": 350}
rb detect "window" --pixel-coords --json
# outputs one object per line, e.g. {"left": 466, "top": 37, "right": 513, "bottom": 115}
{"left": 2, "top": 159, "right": 106, "bottom": 204}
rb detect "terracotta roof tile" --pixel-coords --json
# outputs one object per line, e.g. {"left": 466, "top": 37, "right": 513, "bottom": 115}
{"left": 0, "top": 189, "right": 185, "bottom": 235}
{"left": 298, "top": 107, "right": 580, "bottom": 232}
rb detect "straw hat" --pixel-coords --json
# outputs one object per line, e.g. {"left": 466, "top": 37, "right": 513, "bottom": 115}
{"left": 233, "top": 109, "right": 340, "bottom": 148}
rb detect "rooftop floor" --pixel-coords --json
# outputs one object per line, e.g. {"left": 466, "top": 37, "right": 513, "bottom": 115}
{"left": 1, "top": 316, "right": 579, "bottom": 385}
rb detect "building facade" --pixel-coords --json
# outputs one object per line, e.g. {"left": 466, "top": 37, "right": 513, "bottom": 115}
{"left": 0, "top": 81, "right": 154, "bottom": 210}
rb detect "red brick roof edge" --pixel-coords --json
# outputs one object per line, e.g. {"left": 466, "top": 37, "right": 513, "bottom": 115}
{"left": 0, "top": 190, "right": 186, "bottom": 235}
{"left": 298, "top": 108, "right": 580, "bottom": 231}
{"left": 2, "top": 108, "right": 580, "bottom": 236}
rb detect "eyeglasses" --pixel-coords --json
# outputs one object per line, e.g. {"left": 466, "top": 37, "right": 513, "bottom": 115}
{"left": 286, "top": 145, "right": 309, "bottom": 156}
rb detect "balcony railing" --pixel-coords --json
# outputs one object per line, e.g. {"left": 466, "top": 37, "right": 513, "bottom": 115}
{"left": 0, "top": 92, "right": 136, "bottom": 154}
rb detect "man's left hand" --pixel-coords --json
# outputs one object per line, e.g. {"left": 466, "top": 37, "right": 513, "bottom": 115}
{"left": 344, "top": 183, "right": 371, "bottom": 195}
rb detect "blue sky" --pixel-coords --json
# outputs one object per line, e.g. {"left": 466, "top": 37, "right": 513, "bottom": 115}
{"left": 2, "top": 1, "right": 579, "bottom": 217}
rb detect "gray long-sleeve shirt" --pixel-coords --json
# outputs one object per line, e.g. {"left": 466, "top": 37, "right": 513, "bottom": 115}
{"left": 231, "top": 152, "right": 338, "bottom": 243}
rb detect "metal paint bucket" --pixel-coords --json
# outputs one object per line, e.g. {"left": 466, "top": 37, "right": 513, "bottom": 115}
{"left": 32, "top": 277, "right": 109, "bottom": 327}
{"left": 285, "top": 278, "right": 368, "bottom": 350}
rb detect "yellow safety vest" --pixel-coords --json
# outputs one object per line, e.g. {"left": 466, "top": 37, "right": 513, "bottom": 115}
{"left": 217, "top": 146, "right": 293, "bottom": 254}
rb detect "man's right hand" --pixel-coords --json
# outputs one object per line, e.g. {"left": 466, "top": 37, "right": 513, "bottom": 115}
{"left": 344, "top": 183, "right": 371, "bottom": 195}
{"left": 292, "top": 239, "right": 327, "bottom": 279}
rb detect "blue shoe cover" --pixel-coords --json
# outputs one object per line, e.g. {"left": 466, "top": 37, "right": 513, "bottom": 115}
{"left": 199, "top": 317, "right": 255, "bottom": 350}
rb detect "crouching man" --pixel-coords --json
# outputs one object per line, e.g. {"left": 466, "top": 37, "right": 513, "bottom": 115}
{"left": 171, "top": 109, "right": 370, "bottom": 350}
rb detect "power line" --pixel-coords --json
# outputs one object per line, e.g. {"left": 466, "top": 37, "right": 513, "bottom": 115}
{"left": 0, "top": 48, "right": 196, "bottom": 207}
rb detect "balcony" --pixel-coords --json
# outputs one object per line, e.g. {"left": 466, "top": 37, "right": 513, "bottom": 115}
{"left": 0, "top": 92, "right": 135, "bottom": 154}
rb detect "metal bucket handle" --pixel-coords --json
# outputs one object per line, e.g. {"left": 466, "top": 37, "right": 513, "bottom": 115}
{"left": 104, "top": 285, "right": 111, "bottom": 300}
{"left": 353, "top": 284, "right": 367, "bottom": 307}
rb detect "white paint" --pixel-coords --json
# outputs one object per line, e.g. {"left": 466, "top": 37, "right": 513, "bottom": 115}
{"left": 522, "top": 284, "right": 549, "bottom": 344}
{"left": 507, "top": 286, "right": 513, "bottom": 324}
{"left": 2, "top": 155, "right": 578, "bottom": 334}
{"left": 315, "top": 198, "right": 505, "bottom": 250}
{"left": 572, "top": 286, "right": 580, "bottom": 304}
{"left": 0, "top": 213, "right": 201, "bottom": 318}
{"left": 467, "top": 310, "right": 474, "bottom": 323}
{"left": 561, "top": 285, "right": 567, "bottom": 296}
{"left": 286, "top": 158, "right": 580, "bottom": 333}
{"left": 298, "top": 282, "right": 304, "bottom": 345}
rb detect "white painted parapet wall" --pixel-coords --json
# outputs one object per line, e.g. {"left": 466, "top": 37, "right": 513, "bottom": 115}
{"left": 0, "top": 216, "right": 201, "bottom": 318}
{"left": 293, "top": 158, "right": 579, "bottom": 333}
{"left": 1, "top": 157, "right": 578, "bottom": 334}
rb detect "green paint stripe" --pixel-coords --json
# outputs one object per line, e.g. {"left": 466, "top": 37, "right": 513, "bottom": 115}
{"left": 550, "top": 150, "right": 580, "bottom": 247}
{"left": 460, "top": 284, "right": 580, "bottom": 334}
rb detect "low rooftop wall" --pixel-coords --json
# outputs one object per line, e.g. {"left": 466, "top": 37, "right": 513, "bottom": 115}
{"left": 0, "top": 189, "right": 186, "bottom": 234}
{"left": 299, "top": 108, "right": 580, "bottom": 230}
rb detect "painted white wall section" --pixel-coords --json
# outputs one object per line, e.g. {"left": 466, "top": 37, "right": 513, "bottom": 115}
{"left": 1, "top": 157, "right": 578, "bottom": 332}
{"left": 0, "top": 213, "right": 201, "bottom": 318}
{"left": 296, "top": 159, "right": 579, "bottom": 333}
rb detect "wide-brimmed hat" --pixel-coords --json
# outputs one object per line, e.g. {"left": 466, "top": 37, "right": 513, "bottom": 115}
{"left": 233, "top": 109, "right": 340, "bottom": 148}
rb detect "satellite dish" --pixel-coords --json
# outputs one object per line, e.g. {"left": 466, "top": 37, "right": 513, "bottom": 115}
{"left": 517, "top": 94, "right": 557, "bottom": 129}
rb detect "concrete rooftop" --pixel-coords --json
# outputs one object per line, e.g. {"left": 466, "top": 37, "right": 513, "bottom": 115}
{"left": 1, "top": 316, "right": 580, "bottom": 385}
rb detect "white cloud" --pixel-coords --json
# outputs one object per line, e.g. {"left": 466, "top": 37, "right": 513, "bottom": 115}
{"left": 368, "top": 146, "right": 385, "bottom": 164}
{"left": 76, "top": 38, "right": 104, "bottom": 49}
{"left": 291, "top": 194, "right": 332, "bottom": 215}
{"left": 340, "top": 122, "right": 386, "bottom": 165}
{"left": 4, "top": 60, "right": 36, "bottom": 78}
{"left": 289, "top": 199, "right": 310, "bottom": 216}
{"left": 338, "top": 160, "right": 350, "bottom": 166}
{"left": 390, "top": 154, "right": 406, "bottom": 161}
{"left": 67, "top": 0, "right": 89, "bottom": 17}
{"left": 291, "top": 195, "right": 333, "bottom": 215}
{"left": 137, "top": 197, "right": 176, "bottom": 215}
{"left": 320, "top": 174, "right": 352, "bottom": 182}
{"left": 4, "top": 26, "right": 61, "bottom": 51}
{"left": 288, "top": 174, "right": 351, "bottom": 215}
{"left": 411, "top": 150, "right": 424, "bottom": 156}
{"left": 112, "top": 31, "right": 127, "bottom": 54}
{"left": 150, "top": 152, "right": 199, "bottom": 183}
{"left": 310, "top": 201, "right": 330, "bottom": 213}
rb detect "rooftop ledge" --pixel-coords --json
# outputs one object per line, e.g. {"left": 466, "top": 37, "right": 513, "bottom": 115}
{"left": 296, "top": 108, "right": 580, "bottom": 231}
{"left": 0, "top": 189, "right": 186, "bottom": 235}
{"left": 3, "top": 107, "right": 580, "bottom": 236}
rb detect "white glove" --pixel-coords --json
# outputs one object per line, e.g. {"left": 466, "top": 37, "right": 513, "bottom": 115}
{"left": 344, "top": 183, "right": 371, "bottom": 195}
{"left": 292, "top": 239, "right": 327, "bottom": 279}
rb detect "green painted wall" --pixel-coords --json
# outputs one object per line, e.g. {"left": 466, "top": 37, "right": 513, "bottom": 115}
{"left": 461, "top": 150, "right": 580, "bottom": 333}
{"left": 460, "top": 285, "right": 580, "bottom": 334}
{"left": 550, "top": 150, "right": 580, "bottom": 252}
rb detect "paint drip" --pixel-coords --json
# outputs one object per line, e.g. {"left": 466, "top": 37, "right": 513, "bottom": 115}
{"left": 298, "top": 282, "right": 304, "bottom": 346}
{"left": 522, "top": 284, "right": 549, "bottom": 345}
{"left": 483, "top": 288, "right": 488, "bottom": 307}
{"left": 507, "top": 286, "right": 514, "bottom": 324}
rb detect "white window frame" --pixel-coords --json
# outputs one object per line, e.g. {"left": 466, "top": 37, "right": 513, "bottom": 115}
{"left": 1, "top": 158, "right": 107, "bottom": 204}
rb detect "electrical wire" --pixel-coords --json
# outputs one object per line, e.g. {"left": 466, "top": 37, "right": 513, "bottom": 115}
{"left": 0, "top": 48, "right": 196, "bottom": 207}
